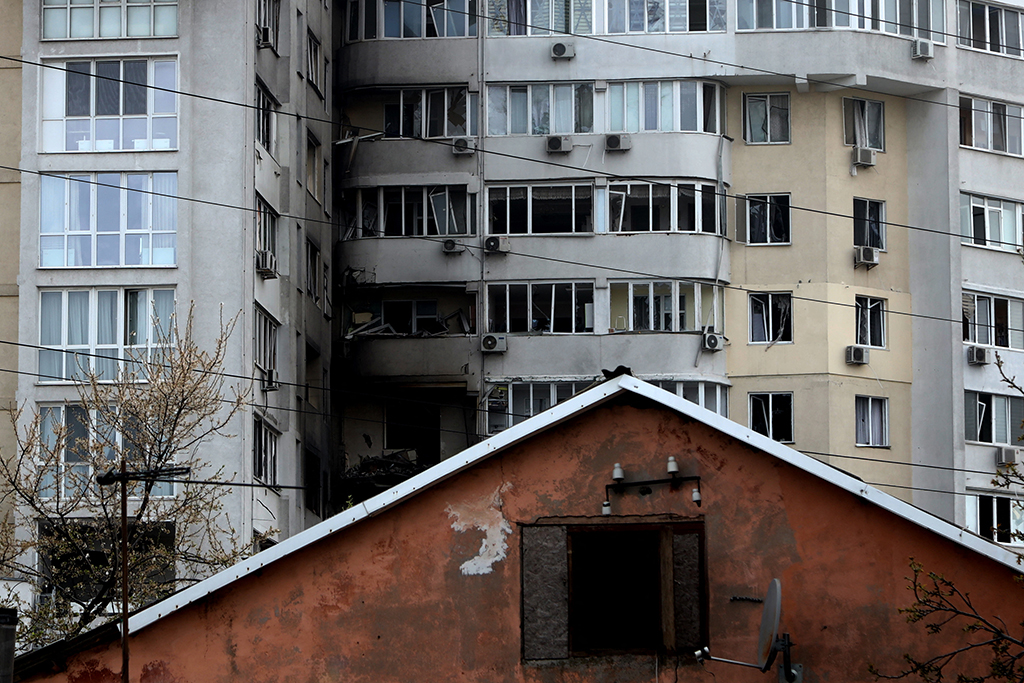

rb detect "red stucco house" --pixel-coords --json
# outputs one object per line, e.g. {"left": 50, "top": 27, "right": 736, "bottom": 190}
{"left": 15, "top": 377, "right": 1024, "bottom": 682}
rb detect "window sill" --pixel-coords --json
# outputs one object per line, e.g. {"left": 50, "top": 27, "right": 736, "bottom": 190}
{"left": 959, "top": 144, "right": 1024, "bottom": 159}
{"left": 37, "top": 265, "right": 178, "bottom": 270}
{"left": 744, "top": 241, "right": 792, "bottom": 246}
{"left": 748, "top": 340, "right": 794, "bottom": 345}
{"left": 956, "top": 43, "right": 1023, "bottom": 60}
{"left": 40, "top": 147, "right": 179, "bottom": 154}
{"left": 960, "top": 241, "right": 1022, "bottom": 255}
{"left": 743, "top": 140, "right": 792, "bottom": 146}
{"left": 855, "top": 443, "right": 890, "bottom": 448}
{"left": 41, "top": 35, "right": 179, "bottom": 41}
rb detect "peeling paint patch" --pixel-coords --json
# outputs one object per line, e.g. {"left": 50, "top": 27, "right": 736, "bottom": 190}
{"left": 446, "top": 483, "right": 513, "bottom": 575}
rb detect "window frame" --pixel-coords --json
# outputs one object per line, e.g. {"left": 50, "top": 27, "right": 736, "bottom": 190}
{"left": 853, "top": 197, "right": 886, "bottom": 250}
{"left": 486, "top": 282, "right": 595, "bottom": 334}
{"left": 609, "top": 280, "right": 723, "bottom": 333}
{"left": 253, "top": 413, "right": 279, "bottom": 487}
{"left": 743, "top": 93, "right": 791, "bottom": 144}
{"left": 957, "top": 0, "right": 1024, "bottom": 56}
{"left": 383, "top": 0, "right": 482, "bottom": 37}
{"left": 486, "top": 83, "right": 594, "bottom": 136}
{"left": 306, "top": 133, "right": 322, "bottom": 202}
{"left": 255, "top": 194, "right": 278, "bottom": 259}
{"left": 855, "top": 395, "right": 889, "bottom": 447}
{"left": 972, "top": 493, "right": 1024, "bottom": 545}
{"left": 384, "top": 87, "right": 479, "bottom": 139}
{"left": 608, "top": 181, "right": 723, "bottom": 234}
{"left": 257, "top": 0, "right": 282, "bottom": 48}
{"left": 488, "top": 184, "right": 595, "bottom": 234}
{"left": 959, "top": 96, "right": 1024, "bottom": 156}
{"left": 254, "top": 305, "right": 279, "bottom": 377}
{"left": 964, "top": 390, "right": 1024, "bottom": 445}
{"left": 748, "top": 391, "right": 794, "bottom": 443}
{"left": 350, "top": 185, "right": 477, "bottom": 238}
{"left": 960, "top": 192, "right": 1023, "bottom": 251}
{"left": 748, "top": 291, "right": 793, "bottom": 344}
{"left": 741, "top": 193, "right": 791, "bottom": 245}
{"left": 842, "top": 97, "right": 886, "bottom": 151}
{"left": 737, "top": 0, "right": 944, "bottom": 39}
{"left": 654, "top": 380, "right": 730, "bottom": 417}
{"left": 306, "top": 31, "right": 324, "bottom": 95}
{"left": 604, "top": 0, "right": 726, "bottom": 33}
{"left": 42, "top": 0, "right": 179, "bottom": 40}
{"left": 855, "top": 295, "right": 886, "bottom": 348}
{"left": 255, "top": 81, "right": 277, "bottom": 155}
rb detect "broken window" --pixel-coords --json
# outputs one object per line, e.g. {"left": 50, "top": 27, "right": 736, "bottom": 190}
{"left": 609, "top": 183, "right": 671, "bottom": 231}
{"left": 255, "top": 305, "right": 278, "bottom": 381}
{"left": 610, "top": 281, "right": 722, "bottom": 332}
{"left": 749, "top": 392, "right": 793, "bottom": 442}
{"left": 487, "top": 381, "right": 589, "bottom": 431}
{"left": 486, "top": 83, "right": 593, "bottom": 135}
{"left": 749, "top": 292, "right": 792, "bottom": 343}
{"left": 381, "top": 300, "right": 440, "bottom": 333}
{"left": 253, "top": 414, "right": 279, "bottom": 486}
{"left": 965, "top": 390, "right": 1024, "bottom": 445}
{"left": 521, "top": 523, "right": 705, "bottom": 659}
{"left": 608, "top": 0, "right": 723, "bottom": 31}
{"left": 963, "top": 292, "right": 1024, "bottom": 348}
{"left": 855, "top": 396, "right": 888, "bottom": 447}
{"left": 975, "top": 494, "right": 1024, "bottom": 544}
{"left": 487, "top": 0, "right": 528, "bottom": 33}
{"left": 855, "top": 296, "right": 886, "bottom": 348}
{"left": 382, "top": 0, "right": 478, "bottom": 36}
{"left": 960, "top": 192, "right": 1022, "bottom": 251}
{"left": 384, "top": 395, "right": 441, "bottom": 465}
{"left": 383, "top": 87, "right": 478, "bottom": 138}
{"left": 853, "top": 198, "right": 885, "bottom": 249}
{"left": 741, "top": 194, "right": 790, "bottom": 245}
{"left": 356, "top": 186, "right": 476, "bottom": 237}
{"left": 743, "top": 93, "right": 790, "bottom": 144}
{"left": 843, "top": 97, "right": 885, "bottom": 150}
{"left": 654, "top": 380, "right": 729, "bottom": 417}
{"left": 488, "top": 185, "right": 592, "bottom": 234}
{"left": 487, "top": 283, "right": 593, "bottom": 334}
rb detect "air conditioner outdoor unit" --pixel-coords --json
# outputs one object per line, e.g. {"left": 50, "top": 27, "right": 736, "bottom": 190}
{"left": 451, "top": 137, "right": 476, "bottom": 155}
{"left": 911, "top": 38, "right": 934, "bottom": 59}
{"left": 702, "top": 333, "right": 724, "bottom": 352}
{"left": 484, "top": 236, "right": 511, "bottom": 253}
{"left": 852, "top": 147, "right": 877, "bottom": 167}
{"left": 967, "top": 345, "right": 992, "bottom": 365}
{"left": 997, "top": 446, "right": 1023, "bottom": 466}
{"left": 550, "top": 42, "right": 575, "bottom": 59}
{"left": 262, "top": 368, "right": 280, "bottom": 392}
{"left": 481, "top": 333, "right": 508, "bottom": 353}
{"left": 854, "top": 246, "right": 880, "bottom": 269}
{"left": 255, "top": 250, "right": 278, "bottom": 278}
{"left": 546, "top": 135, "right": 572, "bottom": 154}
{"left": 257, "top": 26, "right": 273, "bottom": 47}
{"left": 846, "top": 345, "right": 870, "bottom": 365}
{"left": 605, "top": 134, "right": 632, "bottom": 151}
{"left": 442, "top": 238, "right": 466, "bottom": 254}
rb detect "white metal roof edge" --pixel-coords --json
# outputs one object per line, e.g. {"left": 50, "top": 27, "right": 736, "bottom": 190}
{"left": 129, "top": 376, "right": 1020, "bottom": 635}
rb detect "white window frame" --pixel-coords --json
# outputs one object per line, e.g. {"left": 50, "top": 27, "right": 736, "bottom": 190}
{"left": 253, "top": 413, "right": 279, "bottom": 486}
{"left": 306, "top": 31, "right": 324, "bottom": 94}
{"left": 41, "top": 58, "right": 178, "bottom": 153}
{"left": 486, "top": 381, "right": 591, "bottom": 433}
{"left": 384, "top": 87, "right": 478, "bottom": 139}
{"left": 255, "top": 194, "right": 278, "bottom": 258}
{"left": 843, "top": 97, "right": 885, "bottom": 151}
{"left": 606, "top": 181, "right": 723, "bottom": 234}
{"left": 970, "top": 493, "right": 1024, "bottom": 545}
{"left": 962, "top": 291, "right": 1024, "bottom": 349}
{"left": 740, "top": 193, "right": 791, "bottom": 245}
{"left": 39, "top": 172, "right": 178, "bottom": 268}
{"left": 306, "top": 241, "right": 322, "bottom": 304}
{"left": 748, "top": 392, "right": 794, "bottom": 443}
{"left": 748, "top": 291, "right": 793, "bottom": 344}
{"left": 609, "top": 280, "right": 723, "bottom": 333}
{"left": 256, "top": 81, "right": 277, "bottom": 155}
{"left": 487, "top": 282, "right": 595, "bottom": 334}
{"left": 960, "top": 96, "right": 1023, "bottom": 155}
{"left": 487, "top": 185, "right": 594, "bottom": 234}
{"left": 855, "top": 295, "right": 886, "bottom": 348}
{"left": 965, "top": 390, "right": 1024, "bottom": 445}
{"left": 737, "top": 0, "right": 944, "bottom": 40}
{"left": 306, "top": 133, "right": 322, "bottom": 201}
{"left": 486, "top": 83, "right": 594, "bottom": 136}
{"left": 743, "top": 93, "right": 790, "bottom": 144}
{"left": 42, "top": 0, "right": 179, "bottom": 40}
{"left": 384, "top": 0, "right": 482, "bottom": 36}
{"left": 960, "top": 192, "right": 1023, "bottom": 251}
{"left": 607, "top": 81, "right": 676, "bottom": 133}
{"left": 604, "top": 0, "right": 726, "bottom": 33}
{"left": 257, "top": 0, "right": 282, "bottom": 47}
{"left": 853, "top": 197, "right": 886, "bottom": 250}
{"left": 855, "top": 395, "right": 889, "bottom": 447}
{"left": 381, "top": 300, "right": 439, "bottom": 333}
{"left": 958, "top": 0, "right": 1024, "bottom": 56}
{"left": 654, "top": 380, "right": 730, "bottom": 417}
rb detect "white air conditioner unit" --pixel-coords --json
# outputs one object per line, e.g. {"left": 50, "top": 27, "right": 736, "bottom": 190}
{"left": 481, "top": 333, "right": 508, "bottom": 353}
{"left": 911, "top": 38, "right": 934, "bottom": 59}
{"left": 854, "top": 246, "right": 880, "bottom": 269}
{"left": 451, "top": 137, "right": 476, "bottom": 155}
{"left": 846, "top": 345, "right": 870, "bottom": 365}
{"left": 997, "top": 446, "right": 1023, "bottom": 466}
{"left": 262, "top": 368, "right": 280, "bottom": 392}
{"left": 484, "top": 236, "right": 511, "bottom": 254}
{"left": 257, "top": 26, "right": 273, "bottom": 47}
{"left": 255, "top": 250, "right": 278, "bottom": 279}
{"left": 546, "top": 135, "right": 572, "bottom": 154}
{"left": 967, "top": 345, "right": 992, "bottom": 365}
{"left": 442, "top": 238, "right": 466, "bottom": 254}
{"left": 550, "top": 42, "right": 575, "bottom": 59}
{"left": 702, "top": 333, "right": 724, "bottom": 352}
{"left": 852, "top": 147, "right": 877, "bottom": 167}
{"left": 605, "top": 134, "right": 631, "bottom": 151}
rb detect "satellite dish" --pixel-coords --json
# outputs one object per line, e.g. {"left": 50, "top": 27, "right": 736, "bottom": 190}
{"left": 756, "top": 579, "right": 782, "bottom": 672}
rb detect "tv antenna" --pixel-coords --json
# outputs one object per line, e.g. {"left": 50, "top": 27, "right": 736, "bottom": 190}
{"left": 694, "top": 579, "right": 803, "bottom": 682}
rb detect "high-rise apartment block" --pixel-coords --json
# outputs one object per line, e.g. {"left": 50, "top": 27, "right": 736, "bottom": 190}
{"left": 336, "top": 0, "right": 1024, "bottom": 539}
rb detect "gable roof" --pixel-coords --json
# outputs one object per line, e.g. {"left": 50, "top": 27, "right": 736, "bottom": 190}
{"left": 119, "top": 376, "right": 1020, "bottom": 633}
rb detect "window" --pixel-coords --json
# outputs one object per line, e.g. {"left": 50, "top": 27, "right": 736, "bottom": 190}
{"left": 521, "top": 523, "right": 704, "bottom": 658}
{"left": 749, "top": 392, "right": 794, "bottom": 442}
{"left": 960, "top": 193, "right": 1023, "bottom": 251}
{"left": 352, "top": 186, "right": 476, "bottom": 237}
{"left": 487, "top": 283, "right": 594, "bottom": 333}
{"left": 855, "top": 296, "right": 886, "bottom": 348}
{"left": 654, "top": 380, "right": 729, "bottom": 417}
{"left": 749, "top": 292, "right": 792, "bottom": 343}
{"left": 608, "top": 81, "right": 676, "bottom": 132}
{"left": 253, "top": 414, "right": 278, "bottom": 486}
{"left": 486, "top": 84, "right": 594, "bottom": 135}
{"left": 958, "top": 0, "right": 1023, "bottom": 55}
{"left": 257, "top": 0, "right": 282, "bottom": 47}
{"left": 739, "top": 194, "right": 790, "bottom": 244}
{"left": 964, "top": 390, "right": 1024, "bottom": 444}
{"left": 737, "top": 0, "right": 944, "bottom": 38}
{"left": 960, "top": 97, "right": 1024, "bottom": 155}
{"left": 384, "top": 0, "right": 481, "bottom": 35}
{"left": 254, "top": 306, "right": 278, "bottom": 380}
{"left": 306, "top": 32, "right": 323, "bottom": 93}
{"left": 843, "top": 97, "right": 885, "bottom": 151}
{"left": 381, "top": 300, "right": 441, "bottom": 333}
{"left": 486, "top": 381, "right": 590, "bottom": 432}
{"left": 530, "top": 0, "right": 593, "bottom": 32}
{"left": 610, "top": 281, "right": 723, "bottom": 332}
{"left": 485, "top": 0, "right": 528, "bottom": 34}
{"left": 743, "top": 94, "right": 790, "bottom": 143}
{"left": 606, "top": 0, "right": 725, "bottom": 32}
{"left": 854, "top": 198, "right": 885, "bottom": 249}
{"left": 963, "top": 292, "right": 1024, "bottom": 348}
{"left": 42, "top": 0, "right": 178, "bottom": 39}
{"left": 306, "top": 134, "right": 322, "bottom": 201}
{"left": 607, "top": 182, "right": 721, "bottom": 233}
{"left": 973, "top": 495, "right": 1024, "bottom": 544}
{"left": 255, "top": 194, "right": 278, "bottom": 260}
{"left": 256, "top": 82, "right": 276, "bottom": 154}
{"left": 39, "top": 288, "right": 174, "bottom": 382}
{"left": 306, "top": 242, "right": 322, "bottom": 304}
{"left": 384, "top": 87, "right": 478, "bottom": 138}
{"left": 488, "top": 185, "right": 593, "bottom": 234}
{"left": 855, "top": 396, "right": 888, "bottom": 446}
{"left": 40, "top": 172, "right": 177, "bottom": 267}
{"left": 41, "top": 58, "right": 177, "bottom": 153}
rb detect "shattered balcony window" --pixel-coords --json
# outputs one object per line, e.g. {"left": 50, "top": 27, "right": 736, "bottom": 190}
{"left": 487, "top": 282, "right": 594, "bottom": 334}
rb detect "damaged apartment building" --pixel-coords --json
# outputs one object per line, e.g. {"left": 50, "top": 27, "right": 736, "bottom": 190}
{"left": 335, "top": 0, "right": 1024, "bottom": 536}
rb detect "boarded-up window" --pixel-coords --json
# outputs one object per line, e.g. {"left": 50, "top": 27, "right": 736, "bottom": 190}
{"left": 521, "top": 523, "right": 704, "bottom": 660}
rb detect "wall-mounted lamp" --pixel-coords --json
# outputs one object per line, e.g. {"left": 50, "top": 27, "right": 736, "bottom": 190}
{"left": 612, "top": 463, "right": 625, "bottom": 482}
{"left": 667, "top": 456, "right": 679, "bottom": 474}
{"left": 601, "top": 501, "right": 612, "bottom": 515}
{"left": 692, "top": 486, "right": 702, "bottom": 507}
{"left": 602, "top": 457, "right": 701, "bottom": 515}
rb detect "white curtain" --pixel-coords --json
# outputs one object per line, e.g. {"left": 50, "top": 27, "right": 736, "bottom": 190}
{"left": 153, "top": 290, "right": 175, "bottom": 341}
{"left": 487, "top": 86, "right": 507, "bottom": 135}
{"left": 152, "top": 172, "right": 177, "bottom": 233}
{"left": 67, "top": 291, "right": 89, "bottom": 347}
{"left": 552, "top": 85, "right": 573, "bottom": 134}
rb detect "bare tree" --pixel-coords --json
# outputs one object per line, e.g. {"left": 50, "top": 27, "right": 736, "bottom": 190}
{"left": 0, "top": 307, "right": 259, "bottom": 649}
